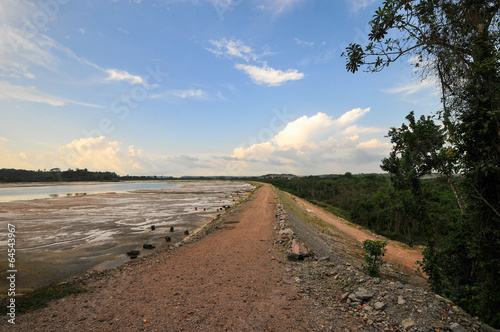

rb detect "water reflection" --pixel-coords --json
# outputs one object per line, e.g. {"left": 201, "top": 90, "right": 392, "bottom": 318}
{"left": 0, "top": 182, "right": 180, "bottom": 202}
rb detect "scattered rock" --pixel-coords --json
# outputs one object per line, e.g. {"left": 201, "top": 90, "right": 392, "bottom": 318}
{"left": 272, "top": 189, "right": 486, "bottom": 332}
{"left": 401, "top": 318, "right": 415, "bottom": 329}
{"left": 352, "top": 287, "right": 373, "bottom": 302}
{"left": 450, "top": 322, "right": 467, "bottom": 332}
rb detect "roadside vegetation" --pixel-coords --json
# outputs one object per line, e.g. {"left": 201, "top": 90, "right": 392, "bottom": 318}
{"left": 1, "top": 281, "right": 86, "bottom": 317}
{"left": 261, "top": 174, "right": 460, "bottom": 246}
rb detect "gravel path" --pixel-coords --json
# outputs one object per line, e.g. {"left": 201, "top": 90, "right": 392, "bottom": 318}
{"left": 4, "top": 184, "right": 364, "bottom": 331}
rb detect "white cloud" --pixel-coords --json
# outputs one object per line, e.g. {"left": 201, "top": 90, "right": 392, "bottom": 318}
{"left": 0, "top": 81, "right": 103, "bottom": 108}
{"left": 272, "top": 112, "right": 333, "bottom": 151}
{"left": 347, "top": 0, "right": 376, "bottom": 12}
{"left": 229, "top": 108, "right": 391, "bottom": 175}
{"left": 206, "top": 38, "right": 257, "bottom": 62}
{"left": 356, "top": 139, "right": 391, "bottom": 149}
{"left": 385, "top": 78, "right": 436, "bottom": 95}
{"left": 0, "top": 81, "right": 65, "bottom": 106}
{"left": 257, "top": 0, "right": 305, "bottom": 13}
{"left": 150, "top": 89, "right": 208, "bottom": 100}
{"left": 295, "top": 38, "right": 314, "bottom": 48}
{"left": 0, "top": 24, "right": 58, "bottom": 79}
{"left": 79, "top": 28, "right": 86, "bottom": 35}
{"left": 235, "top": 63, "right": 304, "bottom": 86}
{"left": 105, "top": 69, "right": 144, "bottom": 85}
{"left": 232, "top": 142, "right": 275, "bottom": 161}
{"left": 59, "top": 137, "right": 144, "bottom": 174}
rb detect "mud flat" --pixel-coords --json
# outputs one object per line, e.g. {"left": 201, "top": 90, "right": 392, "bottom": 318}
{"left": 0, "top": 181, "right": 253, "bottom": 293}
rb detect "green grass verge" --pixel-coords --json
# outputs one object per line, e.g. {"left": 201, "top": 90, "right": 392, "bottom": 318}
{"left": 1, "top": 281, "right": 87, "bottom": 316}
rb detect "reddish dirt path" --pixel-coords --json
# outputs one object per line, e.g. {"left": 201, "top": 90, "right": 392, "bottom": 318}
{"left": 9, "top": 185, "right": 363, "bottom": 331}
{"left": 285, "top": 192, "right": 427, "bottom": 287}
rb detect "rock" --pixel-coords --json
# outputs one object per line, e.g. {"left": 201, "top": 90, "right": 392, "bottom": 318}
{"left": 401, "top": 318, "right": 415, "bottom": 329}
{"left": 481, "top": 323, "right": 500, "bottom": 332}
{"left": 170, "top": 226, "right": 174, "bottom": 232}
{"left": 143, "top": 244, "right": 155, "bottom": 249}
{"left": 353, "top": 287, "right": 373, "bottom": 301}
{"left": 279, "top": 228, "right": 294, "bottom": 236}
{"left": 151, "top": 225, "right": 155, "bottom": 230}
{"left": 165, "top": 236, "right": 171, "bottom": 242}
{"left": 287, "top": 252, "right": 301, "bottom": 261}
{"left": 395, "top": 281, "right": 404, "bottom": 289}
{"left": 450, "top": 322, "right": 467, "bottom": 332}
{"left": 184, "top": 230, "right": 189, "bottom": 235}
{"left": 295, "top": 277, "right": 303, "bottom": 284}
{"left": 363, "top": 306, "right": 373, "bottom": 312}
{"left": 374, "top": 302, "right": 385, "bottom": 310}
{"left": 127, "top": 250, "right": 140, "bottom": 256}
{"left": 291, "top": 239, "right": 310, "bottom": 259}
{"left": 398, "top": 296, "right": 406, "bottom": 305}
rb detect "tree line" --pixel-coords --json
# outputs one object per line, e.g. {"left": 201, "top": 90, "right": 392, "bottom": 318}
{"left": 0, "top": 168, "right": 119, "bottom": 183}
{"left": 260, "top": 174, "right": 460, "bottom": 246}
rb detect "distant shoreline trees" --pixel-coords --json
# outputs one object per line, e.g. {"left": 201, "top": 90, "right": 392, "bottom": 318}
{"left": 0, "top": 168, "right": 119, "bottom": 183}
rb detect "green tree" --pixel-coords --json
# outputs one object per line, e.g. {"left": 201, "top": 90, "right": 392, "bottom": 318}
{"left": 344, "top": 0, "right": 500, "bottom": 326}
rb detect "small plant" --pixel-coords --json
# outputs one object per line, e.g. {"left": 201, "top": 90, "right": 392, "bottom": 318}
{"left": 362, "top": 239, "right": 387, "bottom": 277}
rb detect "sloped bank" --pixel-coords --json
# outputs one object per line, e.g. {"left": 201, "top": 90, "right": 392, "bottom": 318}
{"left": 272, "top": 186, "right": 498, "bottom": 332}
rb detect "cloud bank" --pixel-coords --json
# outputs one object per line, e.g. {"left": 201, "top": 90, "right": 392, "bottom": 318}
{"left": 1, "top": 108, "right": 391, "bottom": 176}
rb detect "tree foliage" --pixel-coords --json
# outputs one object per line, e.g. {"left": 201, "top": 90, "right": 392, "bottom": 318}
{"left": 343, "top": 0, "right": 500, "bottom": 326}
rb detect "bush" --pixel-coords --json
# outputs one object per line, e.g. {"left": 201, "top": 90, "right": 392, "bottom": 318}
{"left": 362, "top": 239, "right": 387, "bottom": 277}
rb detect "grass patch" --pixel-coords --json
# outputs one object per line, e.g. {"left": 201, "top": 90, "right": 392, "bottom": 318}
{"left": 276, "top": 188, "right": 341, "bottom": 238}
{"left": 308, "top": 199, "right": 350, "bottom": 220}
{"left": 0, "top": 281, "right": 87, "bottom": 316}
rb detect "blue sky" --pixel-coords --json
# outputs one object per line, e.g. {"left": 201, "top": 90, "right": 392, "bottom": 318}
{"left": 0, "top": 0, "right": 439, "bottom": 176}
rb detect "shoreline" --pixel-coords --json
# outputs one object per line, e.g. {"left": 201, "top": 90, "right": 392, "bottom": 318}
{"left": 0, "top": 181, "right": 254, "bottom": 293}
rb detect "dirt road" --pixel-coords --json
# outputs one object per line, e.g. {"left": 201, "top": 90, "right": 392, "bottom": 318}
{"left": 7, "top": 185, "right": 365, "bottom": 331}
{"left": 285, "top": 193, "right": 427, "bottom": 287}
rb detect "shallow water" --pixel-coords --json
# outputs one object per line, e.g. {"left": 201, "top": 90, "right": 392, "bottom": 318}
{"left": 0, "top": 181, "right": 181, "bottom": 202}
{"left": 0, "top": 181, "right": 253, "bottom": 292}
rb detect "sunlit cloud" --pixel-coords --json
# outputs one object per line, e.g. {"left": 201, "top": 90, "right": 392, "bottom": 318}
{"left": 59, "top": 137, "right": 144, "bottom": 174}
{"left": 105, "top": 69, "right": 144, "bottom": 85}
{"left": 229, "top": 107, "right": 391, "bottom": 174}
{"left": 235, "top": 63, "right": 304, "bottom": 86}
{"left": 0, "top": 81, "right": 103, "bottom": 108}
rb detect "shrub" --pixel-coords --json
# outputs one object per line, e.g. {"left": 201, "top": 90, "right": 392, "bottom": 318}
{"left": 362, "top": 239, "right": 387, "bottom": 277}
